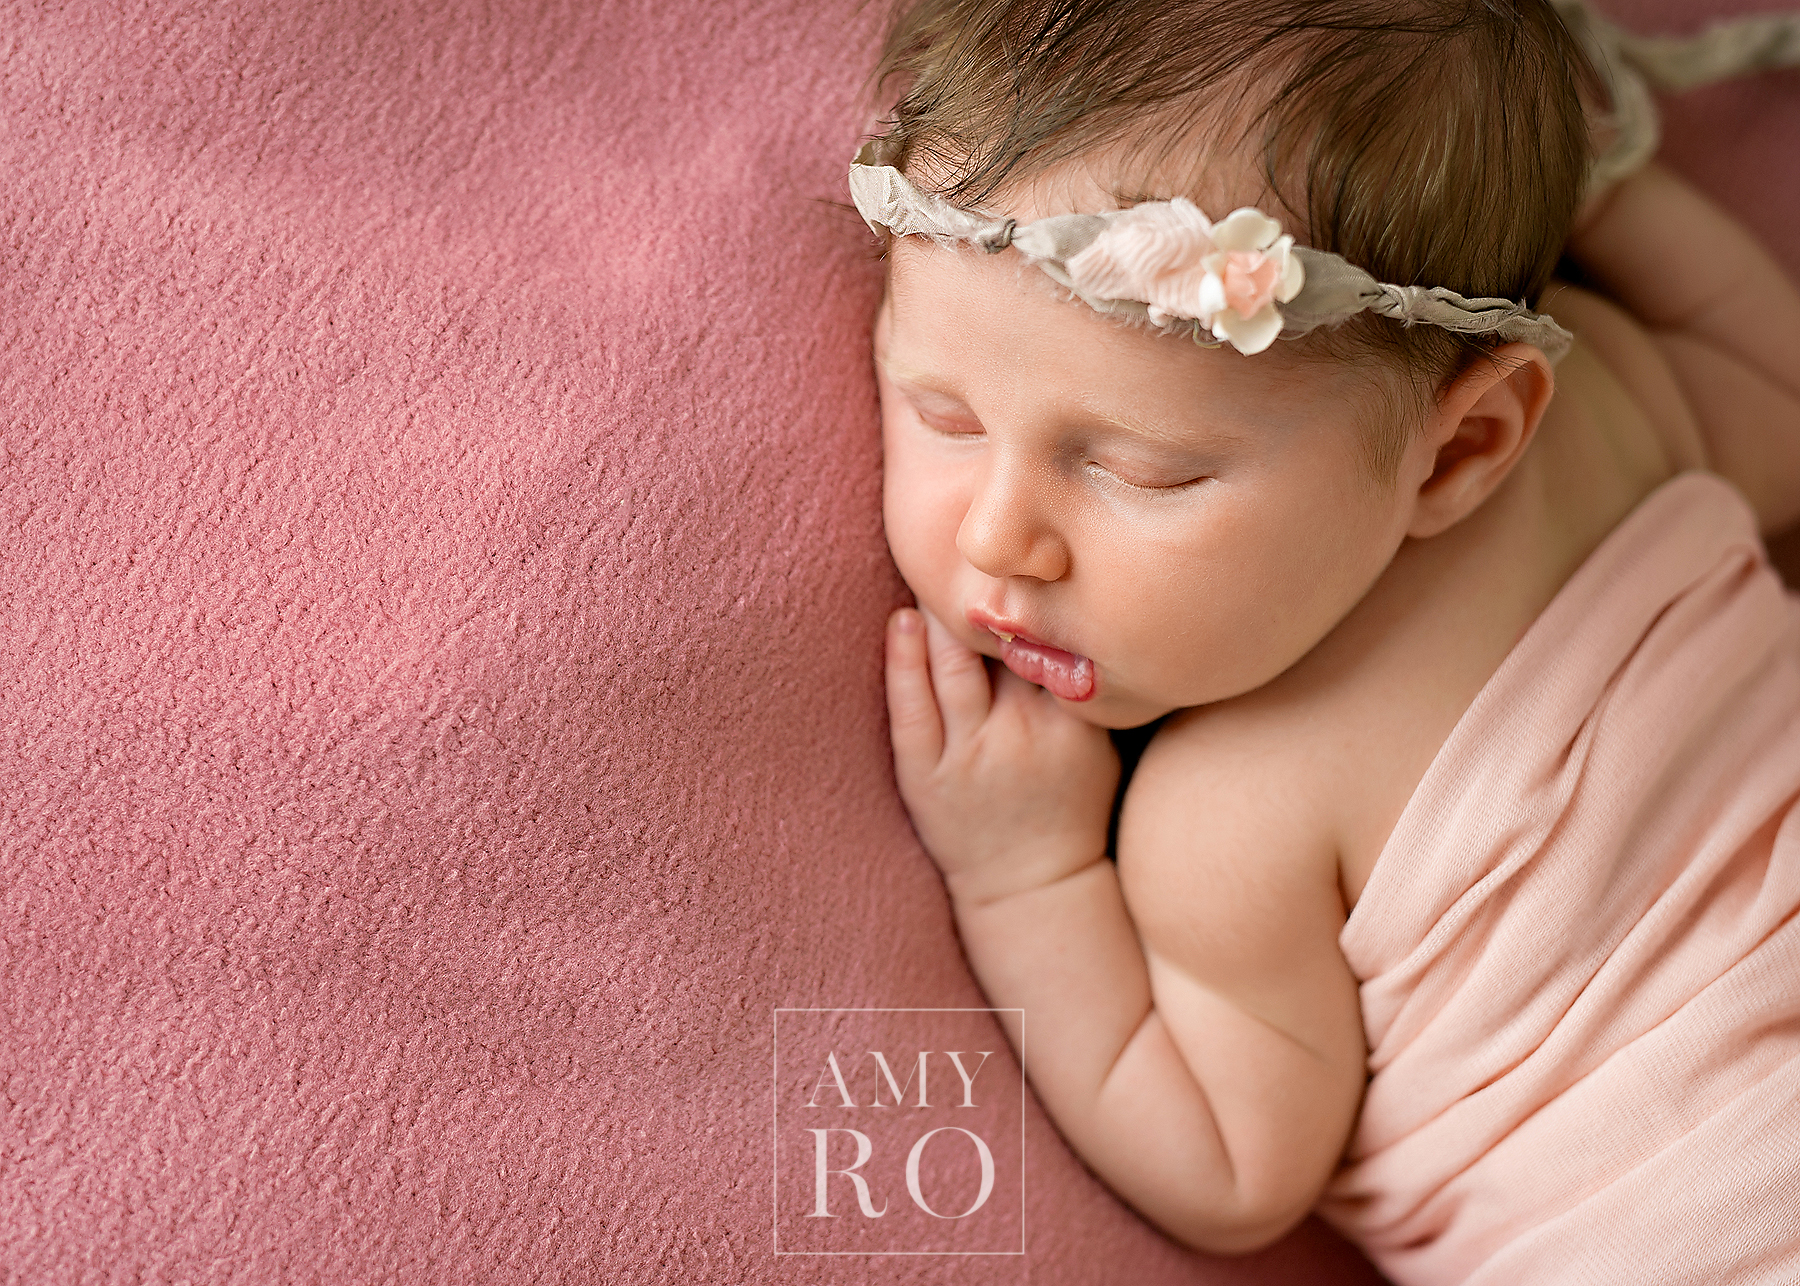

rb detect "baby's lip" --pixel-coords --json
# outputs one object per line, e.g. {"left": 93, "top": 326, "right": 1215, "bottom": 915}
{"left": 964, "top": 608, "right": 1097, "bottom": 702}
{"left": 965, "top": 607, "right": 1055, "bottom": 650}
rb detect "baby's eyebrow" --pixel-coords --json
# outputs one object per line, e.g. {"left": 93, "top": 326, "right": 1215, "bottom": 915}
{"left": 1087, "top": 408, "right": 1247, "bottom": 452}
{"left": 1091, "top": 409, "right": 1171, "bottom": 439}
{"left": 875, "top": 353, "right": 964, "bottom": 399}
{"left": 879, "top": 365, "right": 992, "bottom": 424}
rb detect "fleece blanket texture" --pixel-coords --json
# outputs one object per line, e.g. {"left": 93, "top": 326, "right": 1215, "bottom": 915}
{"left": 0, "top": 0, "right": 1791, "bottom": 1281}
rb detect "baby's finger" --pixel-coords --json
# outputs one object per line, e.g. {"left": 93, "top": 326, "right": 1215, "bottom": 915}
{"left": 991, "top": 661, "right": 1071, "bottom": 738}
{"left": 991, "top": 660, "right": 1048, "bottom": 713}
{"left": 885, "top": 607, "right": 944, "bottom": 771}
{"left": 922, "top": 607, "right": 992, "bottom": 740}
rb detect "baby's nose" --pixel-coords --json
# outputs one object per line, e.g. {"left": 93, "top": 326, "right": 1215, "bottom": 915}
{"left": 954, "top": 461, "right": 1070, "bottom": 582}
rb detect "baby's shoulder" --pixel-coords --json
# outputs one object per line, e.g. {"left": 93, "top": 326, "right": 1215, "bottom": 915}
{"left": 1128, "top": 696, "right": 1339, "bottom": 844}
{"left": 1115, "top": 693, "right": 1363, "bottom": 989}
{"left": 1120, "top": 682, "right": 1394, "bottom": 917}
{"left": 1126, "top": 571, "right": 1510, "bottom": 912}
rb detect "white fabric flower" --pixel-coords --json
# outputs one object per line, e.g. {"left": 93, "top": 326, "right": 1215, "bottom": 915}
{"left": 1064, "top": 201, "right": 1306, "bottom": 354}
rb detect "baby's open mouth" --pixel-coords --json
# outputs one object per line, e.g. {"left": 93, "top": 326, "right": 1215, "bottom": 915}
{"left": 980, "top": 627, "right": 1096, "bottom": 701}
{"left": 997, "top": 636, "right": 1096, "bottom": 701}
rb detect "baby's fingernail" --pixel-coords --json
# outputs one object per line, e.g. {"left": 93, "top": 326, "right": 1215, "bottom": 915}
{"left": 891, "top": 608, "right": 921, "bottom": 634}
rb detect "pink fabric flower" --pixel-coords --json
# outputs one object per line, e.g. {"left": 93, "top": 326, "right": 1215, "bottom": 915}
{"left": 1220, "top": 251, "right": 1283, "bottom": 318}
{"left": 1064, "top": 201, "right": 1305, "bottom": 355}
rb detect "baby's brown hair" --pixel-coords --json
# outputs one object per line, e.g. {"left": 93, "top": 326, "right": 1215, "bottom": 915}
{"left": 872, "top": 0, "right": 1598, "bottom": 471}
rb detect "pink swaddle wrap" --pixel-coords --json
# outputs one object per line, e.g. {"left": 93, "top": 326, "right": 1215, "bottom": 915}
{"left": 1321, "top": 471, "right": 1800, "bottom": 1283}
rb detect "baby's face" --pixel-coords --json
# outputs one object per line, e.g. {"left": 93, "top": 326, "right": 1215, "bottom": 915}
{"left": 877, "top": 235, "right": 1429, "bottom": 729}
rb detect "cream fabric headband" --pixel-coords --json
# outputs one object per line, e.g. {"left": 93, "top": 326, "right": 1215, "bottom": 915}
{"left": 848, "top": 137, "right": 1576, "bottom": 361}
{"left": 850, "top": 0, "right": 1800, "bottom": 361}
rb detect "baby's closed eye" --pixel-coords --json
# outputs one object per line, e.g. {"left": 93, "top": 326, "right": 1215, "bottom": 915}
{"left": 1083, "top": 456, "right": 1209, "bottom": 491}
{"left": 912, "top": 404, "right": 985, "bottom": 437}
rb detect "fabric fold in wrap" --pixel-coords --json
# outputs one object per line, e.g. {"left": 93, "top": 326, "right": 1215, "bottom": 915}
{"left": 1320, "top": 471, "right": 1800, "bottom": 1285}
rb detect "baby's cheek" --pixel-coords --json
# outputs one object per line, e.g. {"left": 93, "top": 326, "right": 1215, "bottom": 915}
{"left": 882, "top": 477, "right": 961, "bottom": 603}
{"left": 883, "top": 507, "right": 945, "bottom": 598}
{"left": 880, "top": 462, "right": 929, "bottom": 565}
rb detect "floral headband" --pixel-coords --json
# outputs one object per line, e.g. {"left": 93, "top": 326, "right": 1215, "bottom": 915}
{"left": 849, "top": 0, "right": 1800, "bottom": 359}
{"left": 848, "top": 138, "right": 1575, "bottom": 361}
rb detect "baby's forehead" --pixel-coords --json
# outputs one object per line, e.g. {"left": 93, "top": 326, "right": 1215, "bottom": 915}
{"left": 882, "top": 235, "right": 1061, "bottom": 312}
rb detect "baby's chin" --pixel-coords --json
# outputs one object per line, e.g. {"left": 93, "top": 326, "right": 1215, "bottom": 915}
{"left": 1048, "top": 682, "right": 1177, "bottom": 731}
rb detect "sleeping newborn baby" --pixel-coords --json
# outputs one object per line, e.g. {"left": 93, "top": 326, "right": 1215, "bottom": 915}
{"left": 856, "top": 0, "right": 1800, "bottom": 1280}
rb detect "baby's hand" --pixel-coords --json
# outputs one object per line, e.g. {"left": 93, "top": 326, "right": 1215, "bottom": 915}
{"left": 885, "top": 607, "right": 1121, "bottom": 907}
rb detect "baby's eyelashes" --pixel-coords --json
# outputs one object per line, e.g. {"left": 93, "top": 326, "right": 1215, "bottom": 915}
{"left": 880, "top": 368, "right": 984, "bottom": 434}
{"left": 912, "top": 405, "right": 985, "bottom": 437}
{"left": 1079, "top": 454, "right": 1210, "bottom": 492}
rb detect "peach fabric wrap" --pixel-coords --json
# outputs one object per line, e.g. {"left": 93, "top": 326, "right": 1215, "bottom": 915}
{"left": 1321, "top": 472, "right": 1800, "bottom": 1283}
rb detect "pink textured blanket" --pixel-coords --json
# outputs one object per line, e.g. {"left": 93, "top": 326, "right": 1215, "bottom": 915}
{"left": 1321, "top": 473, "right": 1800, "bottom": 1283}
{"left": 0, "top": 0, "right": 1374, "bottom": 1280}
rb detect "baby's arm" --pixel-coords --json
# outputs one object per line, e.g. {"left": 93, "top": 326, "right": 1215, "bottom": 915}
{"left": 1563, "top": 161, "right": 1800, "bottom": 532}
{"left": 886, "top": 608, "right": 1365, "bottom": 1253}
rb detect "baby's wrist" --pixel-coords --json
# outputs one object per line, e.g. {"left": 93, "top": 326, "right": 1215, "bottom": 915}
{"left": 943, "top": 840, "right": 1110, "bottom": 910}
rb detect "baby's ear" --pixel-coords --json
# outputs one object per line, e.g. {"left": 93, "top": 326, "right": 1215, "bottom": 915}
{"left": 1406, "top": 344, "right": 1556, "bottom": 539}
